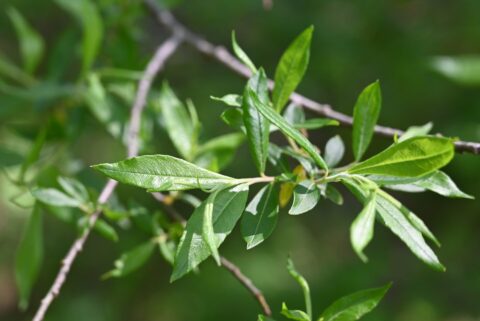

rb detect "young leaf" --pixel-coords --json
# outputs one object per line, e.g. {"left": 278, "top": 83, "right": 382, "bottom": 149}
{"left": 324, "top": 135, "right": 345, "bottom": 167}
{"left": 92, "top": 155, "right": 237, "bottom": 192}
{"left": 103, "top": 242, "right": 155, "bottom": 279}
{"left": 58, "top": 176, "right": 90, "bottom": 203}
{"left": 171, "top": 184, "right": 249, "bottom": 281}
{"left": 352, "top": 81, "right": 382, "bottom": 161}
{"left": 349, "top": 136, "right": 454, "bottom": 177}
{"left": 399, "top": 122, "right": 433, "bottom": 142}
{"left": 241, "top": 184, "right": 279, "bottom": 249}
{"left": 318, "top": 283, "right": 391, "bottom": 321}
{"left": 15, "top": 204, "right": 43, "bottom": 310}
{"left": 287, "top": 258, "right": 312, "bottom": 320}
{"left": 376, "top": 191, "right": 445, "bottom": 271}
{"left": 414, "top": 171, "right": 474, "bottom": 199}
{"left": 211, "top": 94, "right": 242, "bottom": 107}
{"left": 158, "top": 83, "right": 196, "bottom": 161}
{"left": 32, "top": 188, "right": 84, "bottom": 208}
{"left": 293, "top": 118, "right": 339, "bottom": 130}
{"left": 289, "top": 180, "right": 320, "bottom": 215}
{"left": 7, "top": 7, "right": 45, "bottom": 74}
{"left": 273, "top": 26, "right": 314, "bottom": 112}
{"left": 202, "top": 190, "right": 221, "bottom": 265}
{"left": 55, "top": 0, "right": 103, "bottom": 75}
{"left": 247, "top": 87, "right": 328, "bottom": 170}
{"left": 281, "top": 303, "right": 311, "bottom": 321}
{"left": 232, "top": 31, "right": 257, "bottom": 73}
{"left": 243, "top": 69, "right": 270, "bottom": 174}
{"left": 350, "top": 192, "right": 376, "bottom": 262}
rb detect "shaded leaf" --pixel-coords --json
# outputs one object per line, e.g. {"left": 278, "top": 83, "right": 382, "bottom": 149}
{"left": 58, "top": 176, "right": 90, "bottom": 203}
{"left": 221, "top": 108, "right": 245, "bottom": 132}
{"left": 287, "top": 258, "right": 312, "bottom": 319}
{"left": 399, "top": 122, "right": 433, "bottom": 142}
{"left": 32, "top": 188, "right": 84, "bottom": 209}
{"left": 325, "top": 185, "right": 344, "bottom": 205}
{"left": 232, "top": 31, "right": 257, "bottom": 73}
{"left": 414, "top": 171, "right": 474, "bottom": 199}
{"left": 103, "top": 242, "right": 155, "bottom": 278}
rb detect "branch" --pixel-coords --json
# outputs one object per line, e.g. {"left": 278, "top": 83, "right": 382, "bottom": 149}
{"left": 151, "top": 193, "right": 272, "bottom": 316}
{"left": 144, "top": 0, "right": 480, "bottom": 155}
{"left": 32, "top": 35, "right": 182, "bottom": 321}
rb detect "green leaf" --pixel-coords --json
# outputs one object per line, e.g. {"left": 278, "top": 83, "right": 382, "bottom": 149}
{"left": 273, "top": 26, "right": 313, "bottom": 112}
{"left": 324, "top": 135, "right": 345, "bottom": 167}
{"left": 15, "top": 204, "right": 43, "bottom": 310}
{"left": 7, "top": 7, "right": 45, "bottom": 74}
{"left": 202, "top": 190, "right": 221, "bottom": 265}
{"left": 258, "top": 315, "right": 278, "bottom": 321}
{"left": 19, "top": 127, "right": 46, "bottom": 183}
{"left": 431, "top": 56, "right": 480, "bottom": 86}
{"left": 103, "top": 242, "right": 155, "bottom": 279}
{"left": 243, "top": 69, "right": 270, "bottom": 174}
{"left": 293, "top": 118, "right": 339, "bottom": 130}
{"left": 55, "top": 0, "right": 103, "bottom": 75}
{"left": 287, "top": 258, "right": 312, "bottom": 320}
{"left": 319, "top": 283, "right": 391, "bottom": 321}
{"left": 32, "top": 188, "right": 84, "bottom": 209}
{"left": 158, "top": 83, "right": 196, "bottom": 161}
{"left": 211, "top": 94, "right": 242, "bottom": 107}
{"left": 349, "top": 136, "right": 454, "bottom": 177}
{"left": 232, "top": 31, "right": 257, "bottom": 73}
{"left": 247, "top": 87, "right": 328, "bottom": 170}
{"left": 350, "top": 192, "right": 376, "bottom": 262}
{"left": 376, "top": 190, "right": 445, "bottom": 271}
{"left": 171, "top": 184, "right": 249, "bottom": 281}
{"left": 58, "top": 176, "right": 90, "bottom": 203}
{"left": 325, "top": 185, "right": 344, "bottom": 205}
{"left": 352, "top": 81, "right": 382, "bottom": 161}
{"left": 284, "top": 103, "right": 306, "bottom": 125}
{"left": 221, "top": 108, "right": 245, "bottom": 132}
{"left": 289, "top": 180, "right": 320, "bottom": 215}
{"left": 93, "top": 219, "right": 119, "bottom": 242}
{"left": 281, "top": 303, "right": 311, "bottom": 321}
{"left": 93, "top": 155, "right": 237, "bottom": 192}
{"left": 197, "top": 133, "right": 244, "bottom": 154}
{"left": 414, "top": 171, "right": 474, "bottom": 199}
{"left": 0, "top": 146, "right": 23, "bottom": 167}
{"left": 399, "top": 122, "right": 433, "bottom": 142}
{"left": 241, "top": 183, "right": 279, "bottom": 249}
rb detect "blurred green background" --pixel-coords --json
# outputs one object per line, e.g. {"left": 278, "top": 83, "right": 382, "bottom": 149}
{"left": 1, "top": 0, "right": 479, "bottom": 320}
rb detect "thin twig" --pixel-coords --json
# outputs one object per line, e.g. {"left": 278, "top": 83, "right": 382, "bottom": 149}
{"left": 151, "top": 193, "right": 272, "bottom": 316}
{"left": 32, "top": 35, "right": 182, "bottom": 321}
{"left": 144, "top": 0, "right": 480, "bottom": 155}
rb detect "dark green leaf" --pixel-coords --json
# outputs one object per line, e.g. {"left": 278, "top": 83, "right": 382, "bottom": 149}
{"left": 324, "top": 135, "right": 345, "bottom": 167}
{"left": 241, "top": 184, "right": 279, "bottom": 249}
{"left": 0, "top": 146, "right": 23, "bottom": 167}
{"left": 325, "top": 185, "right": 344, "bottom": 205}
{"left": 7, "top": 7, "right": 44, "bottom": 74}
{"left": 243, "top": 69, "right": 270, "bottom": 174}
{"left": 319, "top": 283, "right": 391, "bottom": 321}
{"left": 93, "top": 219, "right": 119, "bottom": 242}
{"left": 247, "top": 87, "right": 328, "bottom": 170}
{"left": 352, "top": 81, "right": 382, "bottom": 161}
{"left": 350, "top": 193, "right": 376, "bottom": 262}
{"left": 273, "top": 26, "right": 313, "bottom": 112}
{"left": 93, "top": 155, "right": 237, "bottom": 192}
{"left": 103, "top": 242, "right": 155, "bottom": 279}
{"left": 349, "top": 136, "right": 454, "bottom": 177}
{"left": 221, "top": 108, "right": 245, "bottom": 132}
{"left": 15, "top": 204, "right": 43, "bottom": 310}
{"left": 232, "top": 31, "right": 257, "bottom": 73}
{"left": 289, "top": 180, "right": 320, "bottom": 215}
{"left": 19, "top": 128, "right": 46, "bottom": 183}
{"left": 171, "top": 184, "right": 249, "bottom": 281}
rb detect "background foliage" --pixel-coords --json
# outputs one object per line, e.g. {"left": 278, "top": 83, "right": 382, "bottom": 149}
{"left": 1, "top": 0, "right": 479, "bottom": 320}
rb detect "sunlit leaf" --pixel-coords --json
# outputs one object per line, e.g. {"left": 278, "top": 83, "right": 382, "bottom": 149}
{"left": 324, "top": 135, "right": 345, "bottom": 167}
{"left": 350, "top": 192, "right": 376, "bottom": 262}
{"left": 289, "top": 180, "right": 320, "bottom": 215}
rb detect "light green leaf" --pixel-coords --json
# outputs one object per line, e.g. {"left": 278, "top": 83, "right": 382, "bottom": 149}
{"left": 284, "top": 103, "right": 306, "bottom": 125}
{"left": 289, "top": 180, "right": 320, "bottom": 215}
{"left": 197, "top": 133, "right": 244, "bottom": 155}
{"left": 414, "top": 171, "right": 474, "bottom": 199}
{"left": 402, "top": 208, "right": 440, "bottom": 248}
{"left": 399, "top": 122, "right": 433, "bottom": 142}
{"left": 232, "top": 31, "right": 257, "bottom": 73}
{"left": 58, "top": 176, "right": 90, "bottom": 203}
{"left": 93, "top": 155, "right": 237, "bottom": 192}
{"left": 376, "top": 190, "right": 445, "bottom": 271}
{"left": 202, "top": 190, "right": 221, "bottom": 265}
{"left": 349, "top": 136, "right": 454, "bottom": 177}
{"left": 258, "top": 315, "right": 278, "bottom": 321}
{"left": 171, "top": 184, "right": 249, "bottom": 281}
{"left": 32, "top": 188, "right": 84, "bottom": 208}
{"left": 247, "top": 87, "right": 328, "bottom": 170}
{"left": 243, "top": 69, "right": 270, "bottom": 174}
{"left": 241, "top": 183, "right": 279, "bottom": 249}
{"left": 319, "top": 283, "right": 391, "bottom": 321}
{"left": 281, "top": 303, "right": 311, "bottom": 321}
{"left": 431, "top": 56, "right": 480, "bottom": 86}
{"left": 15, "top": 204, "right": 43, "bottom": 310}
{"left": 352, "top": 81, "right": 382, "bottom": 161}
{"left": 221, "top": 108, "right": 245, "bottom": 132}
{"left": 55, "top": 0, "right": 103, "bottom": 75}
{"left": 103, "top": 242, "right": 155, "bottom": 279}
{"left": 287, "top": 258, "right": 312, "bottom": 320}
{"left": 7, "top": 7, "right": 45, "bottom": 74}
{"left": 158, "top": 82, "right": 196, "bottom": 161}
{"left": 294, "top": 118, "right": 339, "bottom": 130}
{"left": 273, "top": 26, "right": 313, "bottom": 112}
{"left": 324, "top": 135, "right": 345, "bottom": 167}
{"left": 350, "top": 192, "right": 376, "bottom": 262}
{"left": 211, "top": 94, "right": 242, "bottom": 107}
